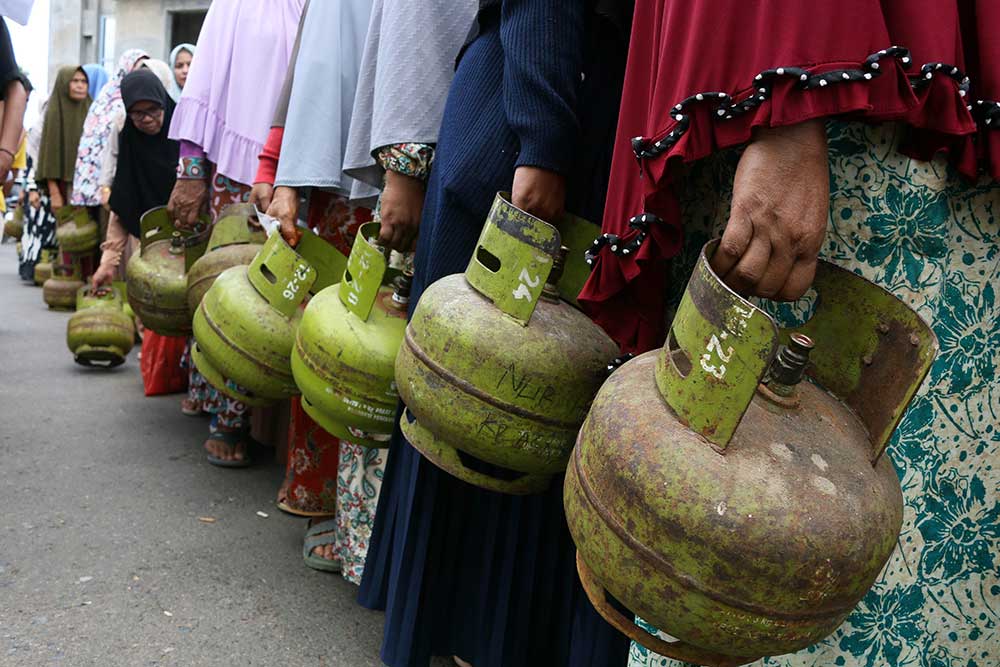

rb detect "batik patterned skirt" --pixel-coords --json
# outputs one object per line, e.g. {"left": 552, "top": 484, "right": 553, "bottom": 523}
{"left": 282, "top": 189, "right": 385, "bottom": 585}
{"left": 628, "top": 121, "right": 999, "bottom": 667}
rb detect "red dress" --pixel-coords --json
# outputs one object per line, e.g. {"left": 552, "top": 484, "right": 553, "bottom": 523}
{"left": 578, "top": 0, "right": 1000, "bottom": 353}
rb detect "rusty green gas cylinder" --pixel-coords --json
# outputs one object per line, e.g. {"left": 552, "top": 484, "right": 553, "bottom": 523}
{"left": 34, "top": 249, "right": 54, "bottom": 286}
{"left": 564, "top": 242, "right": 939, "bottom": 665}
{"left": 126, "top": 207, "right": 207, "bottom": 336}
{"left": 186, "top": 204, "right": 265, "bottom": 317}
{"left": 55, "top": 206, "right": 98, "bottom": 253}
{"left": 43, "top": 263, "right": 85, "bottom": 310}
{"left": 192, "top": 229, "right": 346, "bottom": 406}
{"left": 67, "top": 284, "right": 135, "bottom": 368}
{"left": 395, "top": 193, "right": 618, "bottom": 495}
{"left": 292, "top": 222, "right": 410, "bottom": 448}
{"left": 4, "top": 205, "right": 23, "bottom": 240}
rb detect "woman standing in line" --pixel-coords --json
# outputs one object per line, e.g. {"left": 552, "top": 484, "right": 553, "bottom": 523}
{"left": 166, "top": 0, "right": 305, "bottom": 466}
{"left": 167, "top": 44, "right": 195, "bottom": 102}
{"left": 576, "top": 2, "right": 1000, "bottom": 667}
{"left": 251, "top": 0, "right": 377, "bottom": 579}
{"left": 71, "top": 50, "right": 148, "bottom": 213}
{"left": 91, "top": 69, "right": 178, "bottom": 290}
{"left": 357, "top": 0, "right": 635, "bottom": 665}
{"left": 35, "top": 66, "right": 90, "bottom": 211}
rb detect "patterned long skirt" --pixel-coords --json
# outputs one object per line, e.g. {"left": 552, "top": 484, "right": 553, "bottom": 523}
{"left": 182, "top": 171, "right": 253, "bottom": 430}
{"left": 628, "top": 121, "right": 999, "bottom": 667}
{"left": 281, "top": 189, "right": 385, "bottom": 585}
{"left": 18, "top": 201, "right": 57, "bottom": 281}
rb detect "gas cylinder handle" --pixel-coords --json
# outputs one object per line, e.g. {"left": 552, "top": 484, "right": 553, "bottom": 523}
{"left": 205, "top": 207, "right": 255, "bottom": 253}
{"left": 464, "top": 192, "right": 562, "bottom": 326}
{"left": 137, "top": 206, "right": 209, "bottom": 255}
{"left": 247, "top": 231, "right": 319, "bottom": 319}
{"left": 655, "top": 242, "right": 779, "bottom": 451}
{"left": 656, "top": 242, "right": 938, "bottom": 464}
{"left": 782, "top": 261, "right": 938, "bottom": 465}
{"left": 53, "top": 263, "right": 80, "bottom": 280}
{"left": 295, "top": 229, "right": 348, "bottom": 294}
{"left": 339, "top": 221, "right": 388, "bottom": 322}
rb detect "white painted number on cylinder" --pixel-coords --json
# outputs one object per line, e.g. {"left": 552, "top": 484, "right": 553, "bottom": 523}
{"left": 283, "top": 264, "right": 311, "bottom": 301}
{"left": 512, "top": 268, "right": 541, "bottom": 300}
{"left": 346, "top": 254, "right": 371, "bottom": 306}
{"left": 700, "top": 332, "right": 733, "bottom": 379}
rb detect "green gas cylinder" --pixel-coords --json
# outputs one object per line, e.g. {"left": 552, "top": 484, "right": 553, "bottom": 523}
{"left": 125, "top": 207, "right": 208, "bottom": 336}
{"left": 293, "top": 221, "right": 411, "bottom": 448}
{"left": 186, "top": 203, "right": 265, "bottom": 317}
{"left": 191, "top": 229, "right": 346, "bottom": 406}
{"left": 67, "top": 284, "right": 135, "bottom": 368}
{"left": 564, "top": 242, "right": 938, "bottom": 665}
{"left": 395, "top": 193, "right": 618, "bottom": 495}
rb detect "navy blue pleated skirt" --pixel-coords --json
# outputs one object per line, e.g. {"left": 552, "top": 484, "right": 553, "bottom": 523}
{"left": 358, "top": 17, "right": 630, "bottom": 667}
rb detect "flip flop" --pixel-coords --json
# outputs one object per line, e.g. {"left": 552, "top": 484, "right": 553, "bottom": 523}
{"left": 181, "top": 399, "right": 203, "bottom": 417}
{"left": 206, "top": 428, "right": 254, "bottom": 468}
{"left": 277, "top": 501, "right": 333, "bottom": 517}
{"left": 302, "top": 518, "right": 343, "bottom": 573}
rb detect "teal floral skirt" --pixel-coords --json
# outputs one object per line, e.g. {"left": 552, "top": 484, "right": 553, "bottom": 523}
{"left": 629, "top": 121, "right": 999, "bottom": 667}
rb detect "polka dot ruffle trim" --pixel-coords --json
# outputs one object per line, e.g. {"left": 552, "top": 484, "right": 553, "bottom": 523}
{"left": 631, "top": 47, "right": 915, "bottom": 161}
{"left": 589, "top": 48, "right": 1000, "bottom": 273}
{"left": 975, "top": 99, "right": 1000, "bottom": 128}
{"left": 585, "top": 213, "right": 657, "bottom": 266}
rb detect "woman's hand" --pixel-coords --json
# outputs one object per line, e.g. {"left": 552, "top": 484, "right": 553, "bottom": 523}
{"left": 711, "top": 120, "right": 829, "bottom": 301}
{"left": 512, "top": 166, "right": 566, "bottom": 223}
{"left": 167, "top": 179, "right": 209, "bottom": 232}
{"left": 266, "top": 186, "right": 300, "bottom": 246}
{"left": 378, "top": 170, "right": 425, "bottom": 252}
{"left": 249, "top": 182, "right": 274, "bottom": 212}
{"left": 91, "top": 263, "right": 115, "bottom": 289}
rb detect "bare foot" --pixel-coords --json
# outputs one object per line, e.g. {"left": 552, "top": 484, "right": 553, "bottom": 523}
{"left": 276, "top": 479, "right": 290, "bottom": 506}
{"left": 454, "top": 658, "right": 473, "bottom": 667}
{"left": 181, "top": 398, "right": 203, "bottom": 416}
{"left": 204, "top": 433, "right": 248, "bottom": 463}
{"left": 306, "top": 519, "right": 340, "bottom": 566}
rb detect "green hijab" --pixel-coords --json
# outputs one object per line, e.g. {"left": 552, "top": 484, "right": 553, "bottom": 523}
{"left": 36, "top": 66, "right": 92, "bottom": 183}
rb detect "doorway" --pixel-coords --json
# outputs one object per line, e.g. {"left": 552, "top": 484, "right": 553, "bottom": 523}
{"left": 169, "top": 10, "right": 207, "bottom": 51}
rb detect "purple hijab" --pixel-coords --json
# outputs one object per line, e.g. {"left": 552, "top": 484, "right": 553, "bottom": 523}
{"left": 168, "top": 0, "right": 305, "bottom": 186}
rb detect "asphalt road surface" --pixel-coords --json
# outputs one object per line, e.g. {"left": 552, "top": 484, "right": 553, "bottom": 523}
{"left": 0, "top": 243, "right": 450, "bottom": 667}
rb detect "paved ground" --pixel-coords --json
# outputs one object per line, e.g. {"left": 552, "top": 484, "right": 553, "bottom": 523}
{"left": 0, "top": 243, "right": 444, "bottom": 666}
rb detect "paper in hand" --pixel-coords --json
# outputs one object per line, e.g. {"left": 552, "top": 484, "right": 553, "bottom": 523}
{"left": 254, "top": 207, "right": 281, "bottom": 238}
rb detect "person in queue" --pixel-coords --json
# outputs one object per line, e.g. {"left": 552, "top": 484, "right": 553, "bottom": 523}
{"left": 167, "top": 43, "right": 195, "bottom": 102}
{"left": 166, "top": 0, "right": 305, "bottom": 466}
{"left": 91, "top": 69, "right": 178, "bottom": 289}
{"left": 356, "top": 1, "right": 636, "bottom": 666}
{"left": 576, "top": 2, "right": 1000, "bottom": 666}
{"left": 35, "top": 65, "right": 90, "bottom": 212}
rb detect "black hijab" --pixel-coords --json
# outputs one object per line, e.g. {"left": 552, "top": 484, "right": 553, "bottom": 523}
{"left": 109, "top": 69, "right": 179, "bottom": 237}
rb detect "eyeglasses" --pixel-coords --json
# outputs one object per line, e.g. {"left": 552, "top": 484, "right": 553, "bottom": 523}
{"left": 128, "top": 107, "right": 164, "bottom": 123}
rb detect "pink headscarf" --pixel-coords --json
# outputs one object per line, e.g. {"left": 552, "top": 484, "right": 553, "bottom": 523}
{"left": 168, "top": 0, "right": 305, "bottom": 186}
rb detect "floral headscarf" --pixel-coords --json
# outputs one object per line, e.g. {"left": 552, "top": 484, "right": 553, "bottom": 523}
{"left": 70, "top": 48, "right": 148, "bottom": 207}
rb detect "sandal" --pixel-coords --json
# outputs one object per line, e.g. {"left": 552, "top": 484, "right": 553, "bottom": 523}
{"left": 205, "top": 428, "right": 254, "bottom": 468}
{"left": 181, "top": 398, "right": 203, "bottom": 417}
{"left": 302, "top": 518, "right": 342, "bottom": 573}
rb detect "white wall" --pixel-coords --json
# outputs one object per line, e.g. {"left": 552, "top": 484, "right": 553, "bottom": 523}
{"left": 47, "top": 0, "right": 82, "bottom": 83}
{"left": 115, "top": 0, "right": 209, "bottom": 62}
{"left": 7, "top": 1, "right": 51, "bottom": 129}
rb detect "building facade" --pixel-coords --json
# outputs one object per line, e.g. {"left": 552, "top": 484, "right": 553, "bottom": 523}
{"left": 48, "top": 0, "right": 209, "bottom": 82}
